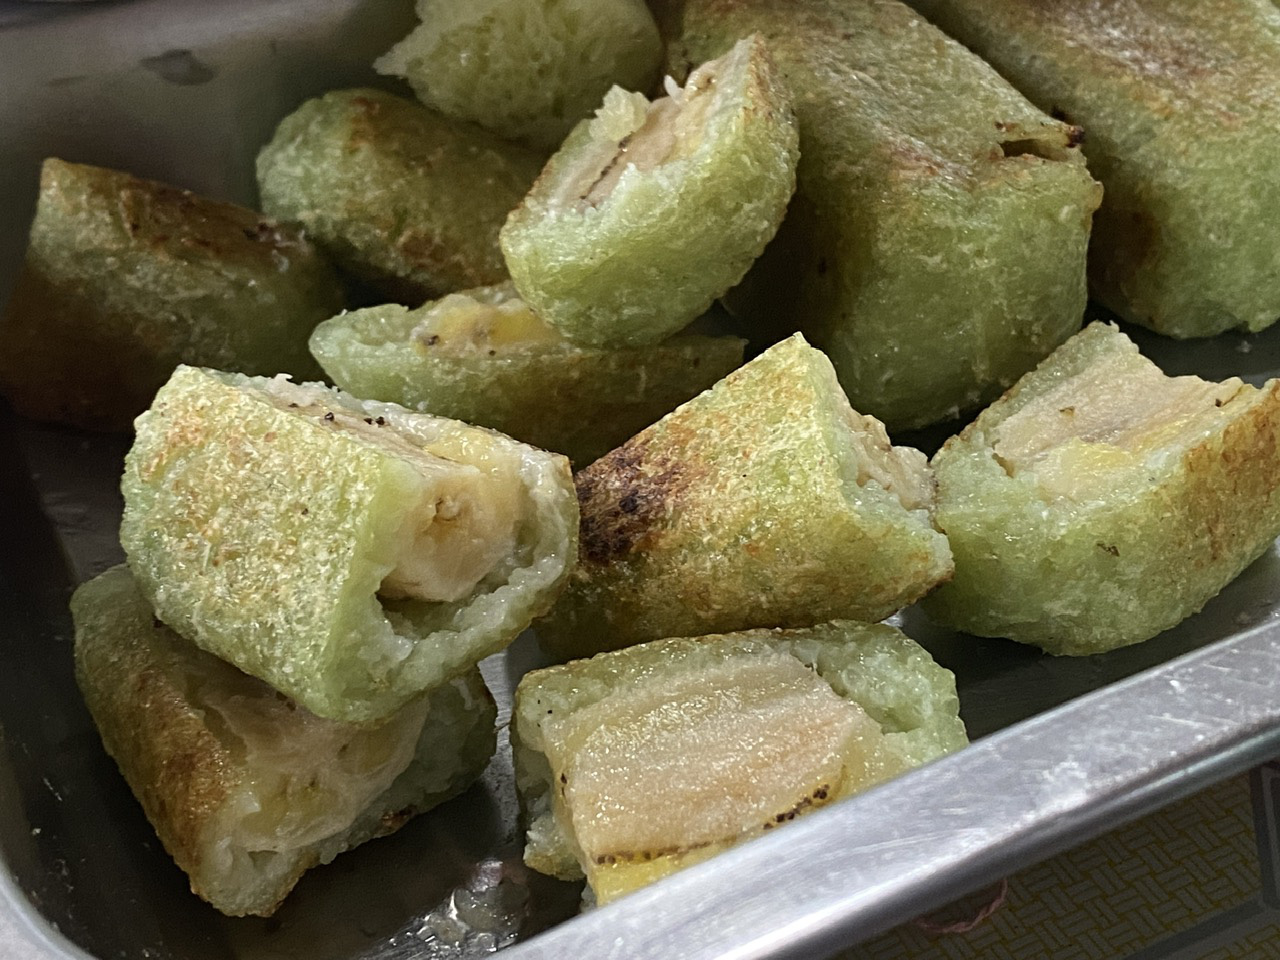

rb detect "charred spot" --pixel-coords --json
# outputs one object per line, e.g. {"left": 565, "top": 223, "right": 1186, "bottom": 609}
{"left": 363, "top": 417, "right": 373, "bottom": 425}
{"left": 1066, "top": 125, "right": 1086, "bottom": 148}
{"left": 424, "top": 334, "right": 441, "bottom": 347}
{"left": 1097, "top": 542, "right": 1120, "bottom": 557}
{"left": 374, "top": 416, "right": 386, "bottom": 426}
{"left": 577, "top": 436, "right": 691, "bottom": 564}
{"left": 762, "top": 786, "right": 832, "bottom": 831}
{"left": 323, "top": 411, "right": 335, "bottom": 422}
{"left": 559, "top": 773, "right": 567, "bottom": 785}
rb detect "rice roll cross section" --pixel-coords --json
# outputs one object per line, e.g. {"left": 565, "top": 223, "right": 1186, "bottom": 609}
{"left": 537, "top": 334, "right": 952, "bottom": 661}
{"left": 375, "top": 0, "right": 663, "bottom": 151}
{"left": 0, "top": 158, "right": 342, "bottom": 431}
{"left": 308, "top": 281, "right": 745, "bottom": 465}
{"left": 672, "top": 0, "right": 1103, "bottom": 431}
{"left": 513, "top": 622, "right": 967, "bottom": 904}
{"left": 908, "top": 0, "right": 1280, "bottom": 338}
{"left": 120, "top": 366, "right": 578, "bottom": 726}
{"left": 499, "top": 34, "right": 799, "bottom": 348}
{"left": 72, "top": 566, "right": 497, "bottom": 918}
{"left": 256, "top": 89, "right": 544, "bottom": 304}
{"left": 924, "top": 322, "right": 1280, "bottom": 655}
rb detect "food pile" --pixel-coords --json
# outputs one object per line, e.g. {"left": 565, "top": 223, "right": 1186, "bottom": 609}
{"left": 4, "top": 0, "right": 1280, "bottom": 924}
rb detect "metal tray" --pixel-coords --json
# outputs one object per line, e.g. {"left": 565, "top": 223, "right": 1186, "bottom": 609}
{"left": 3, "top": 2, "right": 1280, "bottom": 958}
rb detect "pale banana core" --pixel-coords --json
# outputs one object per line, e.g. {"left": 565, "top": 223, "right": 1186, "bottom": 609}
{"left": 410, "top": 282, "right": 564, "bottom": 354}
{"left": 193, "top": 653, "right": 429, "bottom": 860}
{"left": 839, "top": 404, "right": 936, "bottom": 513}
{"left": 992, "top": 348, "right": 1247, "bottom": 502}
{"left": 553, "top": 44, "right": 730, "bottom": 213}
{"left": 259, "top": 378, "right": 524, "bottom": 603}
{"left": 543, "top": 652, "right": 890, "bottom": 901}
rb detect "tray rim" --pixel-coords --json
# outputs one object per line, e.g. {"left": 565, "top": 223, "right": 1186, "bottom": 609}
{"left": 4, "top": 1, "right": 1280, "bottom": 957}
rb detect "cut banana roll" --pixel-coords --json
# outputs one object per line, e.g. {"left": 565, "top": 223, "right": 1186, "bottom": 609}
{"left": 908, "top": 0, "right": 1280, "bottom": 338}
{"left": 308, "top": 281, "right": 745, "bottom": 465}
{"left": 375, "top": 0, "right": 662, "bottom": 151}
{"left": 0, "top": 158, "right": 342, "bottom": 431}
{"left": 499, "top": 34, "right": 799, "bottom": 348}
{"left": 73, "top": 566, "right": 497, "bottom": 918}
{"left": 537, "top": 334, "right": 953, "bottom": 660}
{"left": 924, "top": 322, "right": 1280, "bottom": 654}
{"left": 673, "top": 0, "right": 1102, "bottom": 430}
{"left": 513, "top": 622, "right": 967, "bottom": 904}
{"left": 256, "top": 88, "right": 544, "bottom": 304}
{"left": 121, "top": 366, "right": 578, "bottom": 725}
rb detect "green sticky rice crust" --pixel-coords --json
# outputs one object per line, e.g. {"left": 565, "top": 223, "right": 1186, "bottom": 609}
{"left": 923, "top": 323, "right": 1280, "bottom": 654}
{"left": 500, "top": 34, "right": 799, "bottom": 348}
{"left": 0, "top": 158, "right": 341, "bottom": 431}
{"left": 513, "top": 621, "right": 966, "bottom": 880}
{"left": 256, "top": 88, "right": 544, "bottom": 303}
{"left": 72, "top": 565, "right": 496, "bottom": 917}
{"left": 537, "top": 334, "right": 952, "bottom": 660}
{"left": 673, "top": 0, "right": 1102, "bottom": 431}
{"left": 121, "top": 366, "right": 577, "bottom": 725}
{"left": 309, "top": 290, "right": 744, "bottom": 465}
{"left": 909, "top": 0, "right": 1280, "bottom": 338}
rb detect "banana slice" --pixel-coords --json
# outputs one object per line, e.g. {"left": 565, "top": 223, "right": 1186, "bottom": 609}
{"left": 513, "top": 622, "right": 967, "bottom": 903}
{"left": 122, "top": 366, "right": 578, "bottom": 725}
{"left": 308, "top": 281, "right": 745, "bottom": 465}
{"left": 73, "top": 566, "right": 496, "bottom": 917}
{"left": 500, "top": 34, "right": 799, "bottom": 348}
{"left": 925, "top": 322, "right": 1280, "bottom": 654}
{"left": 253, "top": 382, "right": 526, "bottom": 604}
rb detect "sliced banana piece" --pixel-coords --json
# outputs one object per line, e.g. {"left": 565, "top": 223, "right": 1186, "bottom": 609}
{"left": 72, "top": 565, "right": 496, "bottom": 917}
{"left": 122, "top": 366, "right": 578, "bottom": 725}
{"left": 500, "top": 34, "right": 799, "bottom": 348}
{"left": 513, "top": 622, "right": 967, "bottom": 903}
{"left": 307, "top": 281, "right": 745, "bottom": 465}
{"left": 537, "top": 333, "right": 952, "bottom": 660}
{"left": 925, "top": 322, "right": 1280, "bottom": 654}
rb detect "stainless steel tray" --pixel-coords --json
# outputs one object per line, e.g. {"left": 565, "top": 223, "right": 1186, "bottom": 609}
{"left": 4, "top": 3, "right": 1280, "bottom": 958}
